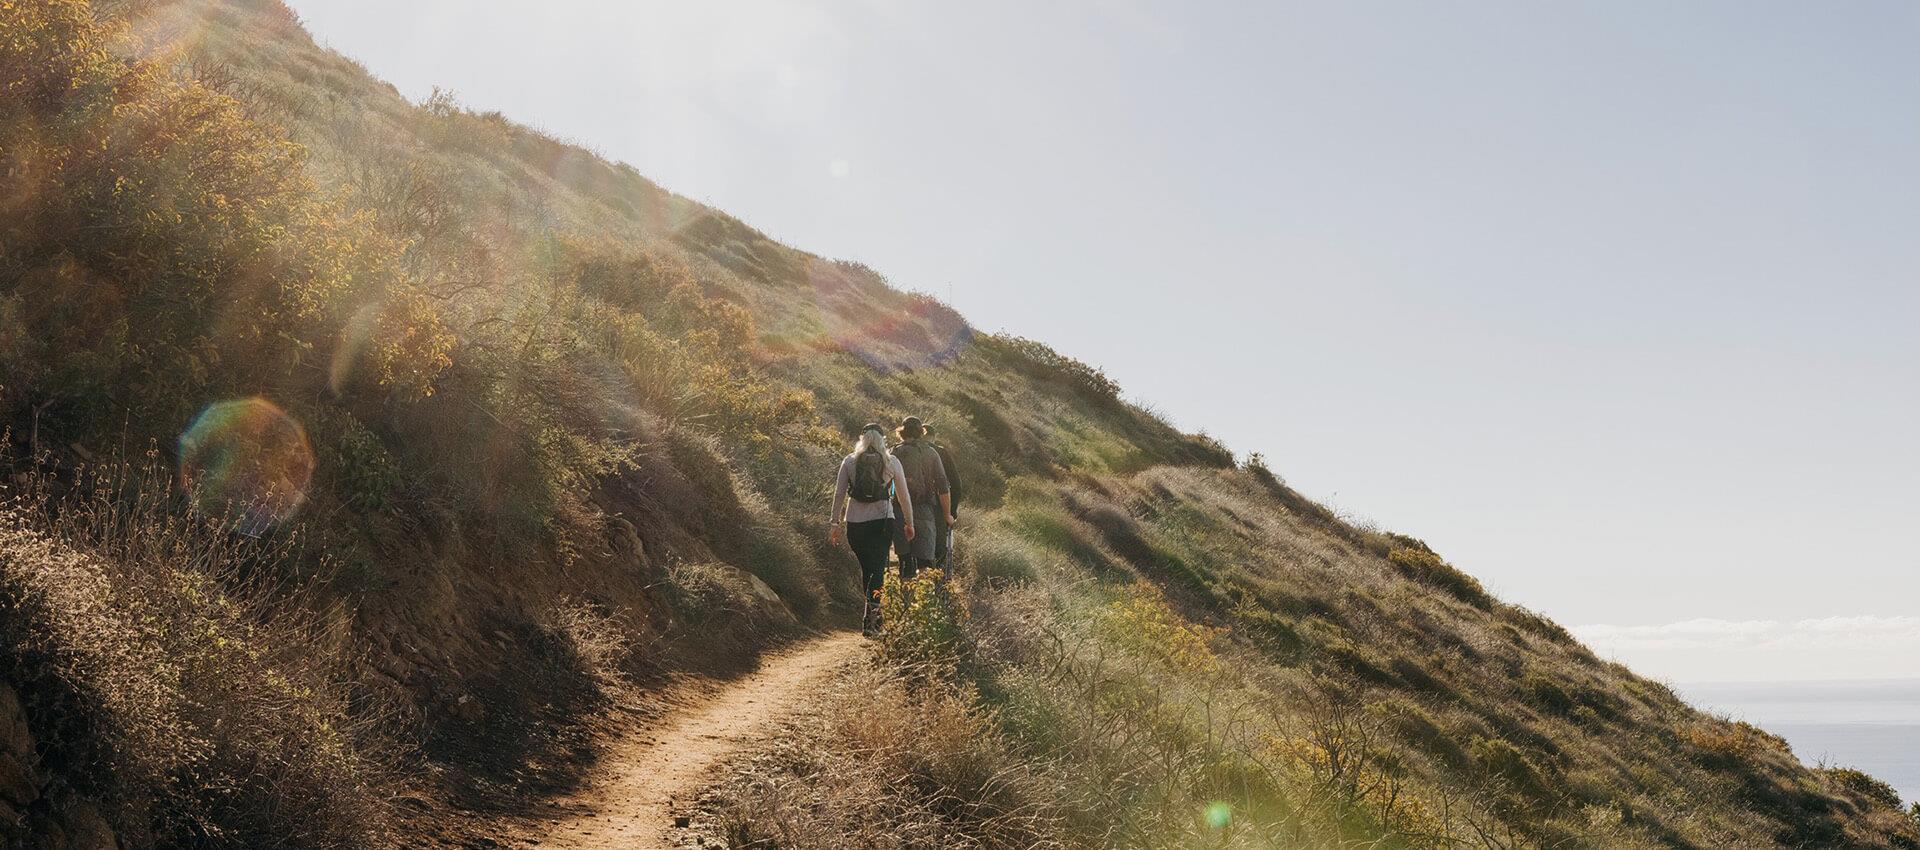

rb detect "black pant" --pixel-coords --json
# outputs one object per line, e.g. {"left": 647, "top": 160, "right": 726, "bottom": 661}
{"left": 894, "top": 513, "right": 940, "bottom": 583}
{"left": 847, "top": 518, "right": 893, "bottom": 603}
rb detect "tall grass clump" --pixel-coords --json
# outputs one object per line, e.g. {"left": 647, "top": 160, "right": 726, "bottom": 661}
{"left": 704, "top": 661, "right": 1067, "bottom": 850}
{"left": 965, "top": 525, "right": 1042, "bottom": 586}
{"left": 535, "top": 596, "right": 638, "bottom": 695}
{"left": 0, "top": 457, "right": 397, "bottom": 847}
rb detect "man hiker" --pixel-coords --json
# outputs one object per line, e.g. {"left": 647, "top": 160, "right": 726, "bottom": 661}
{"left": 888, "top": 416, "right": 952, "bottom": 579}
{"left": 921, "top": 422, "right": 962, "bottom": 568}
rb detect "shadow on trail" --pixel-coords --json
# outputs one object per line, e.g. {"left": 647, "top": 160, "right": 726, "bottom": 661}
{"left": 416, "top": 607, "right": 826, "bottom": 816}
{"left": 420, "top": 613, "right": 619, "bottom": 813}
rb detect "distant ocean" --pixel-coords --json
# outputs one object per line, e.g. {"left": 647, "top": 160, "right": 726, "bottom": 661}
{"left": 1679, "top": 679, "right": 1920, "bottom": 804}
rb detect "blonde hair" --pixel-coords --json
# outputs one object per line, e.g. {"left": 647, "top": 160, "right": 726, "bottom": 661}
{"left": 854, "top": 428, "right": 891, "bottom": 459}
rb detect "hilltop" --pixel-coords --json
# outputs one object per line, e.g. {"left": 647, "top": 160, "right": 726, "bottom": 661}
{"left": 1, "top": 1, "right": 1916, "bottom": 847}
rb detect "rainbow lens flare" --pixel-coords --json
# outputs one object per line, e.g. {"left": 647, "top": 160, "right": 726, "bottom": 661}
{"left": 795, "top": 256, "right": 974, "bottom": 371}
{"left": 1204, "top": 801, "right": 1233, "bottom": 830}
{"left": 177, "top": 398, "right": 315, "bottom": 534}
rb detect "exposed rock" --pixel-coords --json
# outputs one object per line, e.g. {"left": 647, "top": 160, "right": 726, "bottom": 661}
{"left": 727, "top": 568, "right": 796, "bottom": 625}
{"left": 0, "top": 686, "right": 33, "bottom": 758}
{"left": 0, "top": 685, "right": 40, "bottom": 809}
{"left": 737, "top": 571, "right": 783, "bottom": 606}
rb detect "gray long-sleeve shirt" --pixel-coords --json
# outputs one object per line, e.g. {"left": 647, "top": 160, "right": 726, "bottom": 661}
{"left": 831, "top": 452, "right": 911, "bottom": 525}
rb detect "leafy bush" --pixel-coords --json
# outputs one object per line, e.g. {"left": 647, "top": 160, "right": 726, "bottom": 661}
{"left": 330, "top": 413, "right": 402, "bottom": 511}
{"left": 879, "top": 570, "right": 968, "bottom": 669}
{"left": 0, "top": 0, "right": 448, "bottom": 428}
{"left": 987, "top": 334, "right": 1119, "bottom": 400}
{"left": 1387, "top": 546, "right": 1494, "bottom": 610}
{"left": 1096, "top": 582, "right": 1224, "bottom": 675}
{"left": 1823, "top": 767, "right": 1905, "bottom": 810}
{"left": 1469, "top": 736, "right": 1547, "bottom": 801}
{"left": 1520, "top": 671, "right": 1576, "bottom": 716}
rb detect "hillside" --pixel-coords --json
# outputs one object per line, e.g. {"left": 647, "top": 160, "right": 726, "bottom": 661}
{"left": 1, "top": 1, "right": 1916, "bottom": 847}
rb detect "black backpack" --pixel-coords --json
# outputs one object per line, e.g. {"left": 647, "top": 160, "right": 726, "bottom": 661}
{"left": 849, "top": 449, "right": 889, "bottom": 503}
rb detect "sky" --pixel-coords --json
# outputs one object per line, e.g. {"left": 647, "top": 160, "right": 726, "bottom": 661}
{"left": 285, "top": 0, "right": 1920, "bottom": 683}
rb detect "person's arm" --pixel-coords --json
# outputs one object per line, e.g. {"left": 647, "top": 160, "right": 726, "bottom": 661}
{"left": 828, "top": 458, "right": 850, "bottom": 544}
{"left": 890, "top": 457, "right": 915, "bottom": 538}
{"left": 930, "top": 449, "right": 950, "bottom": 496}
{"left": 940, "top": 447, "right": 962, "bottom": 513}
{"left": 930, "top": 452, "right": 955, "bottom": 525}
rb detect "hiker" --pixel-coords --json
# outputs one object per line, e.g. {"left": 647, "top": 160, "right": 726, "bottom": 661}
{"left": 922, "top": 423, "right": 962, "bottom": 568}
{"left": 829, "top": 423, "right": 913, "bottom": 634}
{"left": 887, "top": 416, "right": 952, "bottom": 577}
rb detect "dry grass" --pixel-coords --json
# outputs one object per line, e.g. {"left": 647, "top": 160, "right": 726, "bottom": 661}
{"left": 7, "top": 3, "right": 1916, "bottom": 848}
{"left": 535, "top": 596, "right": 639, "bottom": 693}
{"left": 699, "top": 465, "right": 1920, "bottom": 849}
{"left": 701, "top": 661, "right": 1066, "bottom": 850}
{"left": 0, "top": 458, "right": 397, "bottom": 847}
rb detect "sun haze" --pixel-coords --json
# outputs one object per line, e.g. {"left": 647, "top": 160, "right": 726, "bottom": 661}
{"left": 286, "top": 0, "right": 1920, "bottom": 681}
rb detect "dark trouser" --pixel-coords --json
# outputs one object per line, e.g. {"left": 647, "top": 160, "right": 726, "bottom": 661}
{"left": 847, "top": 518, "right": 893, "bottom": 604}
{"left": 890, "top": 516, "right": 915, "bottom": 584}
{"left": 891, "top": 507, "right": 938, "bottom": 574}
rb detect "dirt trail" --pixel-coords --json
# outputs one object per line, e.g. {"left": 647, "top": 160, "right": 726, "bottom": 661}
{"left": 515, "top": 630, "right": 864, "bottom": 849}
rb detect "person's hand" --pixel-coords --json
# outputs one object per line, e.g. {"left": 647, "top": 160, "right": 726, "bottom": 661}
{"left": 904, "top": 522, "right": 917, "bottom": 541}
{"left": 948, "top": 514, "right": 960, "bottom": 529}
{"left": 828, "top": 525, "right": 843, "bottom": 546}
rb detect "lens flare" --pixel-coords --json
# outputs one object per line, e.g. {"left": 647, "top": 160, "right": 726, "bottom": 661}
{"left": 328, "top": 302, "right": 380, "bottom": 395}
{"left": 789, "top": 255, "right": 974, "bottom": 371}
{"left": 1204, "top": 801, "right": 1233, "bottom": 830}
{"left": 177, "top": 398, "right": 315, "bottom": 534}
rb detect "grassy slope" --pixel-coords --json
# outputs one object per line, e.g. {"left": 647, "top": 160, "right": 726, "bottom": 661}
{"left": 1, "top": 0, "right": 1914, "bottom": 847}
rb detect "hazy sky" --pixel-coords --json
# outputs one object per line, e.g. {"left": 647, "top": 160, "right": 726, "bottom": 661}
{"left": 286, "top": 0, "right": 1920, "bottom": 682}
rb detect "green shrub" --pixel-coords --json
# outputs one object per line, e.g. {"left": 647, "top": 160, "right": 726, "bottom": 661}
{"left": 1095, "top": 582, "right": 1224, "bottom": 675}
{"left": 1504, "top": 604, "right": 1579, "bottom": 645}
{"left": 1231, "top": 601, "right": 1305, "bottom": 659}
{"left": 331, "top": 414, "right": 402, "bottom": 511}
{"left": 1470, "top": 736, "right": 1546, "bottom": 801}
{"left": 986, "top": 334, "right": 1119, "bottom": 400}
{"left": 0, "top": 0, "right": 447, "bottom": 431}
{"left": 1389, "top": 656, "right": 1446, "bottom": 694}
{"left": 1387, "top": 546, "right": 1494, "bottom": 610}
{"left": 1521, "top": 672, "right": 1576, "bottom": 716}
{"left": 1393, "top": 703, "right": 1468, "bottom": 770}
{"left": 1822, "top": 767, "right": 1904, "bottom": 810}
{"left": 879, "top": 570, "right": 968, "bottom": 669}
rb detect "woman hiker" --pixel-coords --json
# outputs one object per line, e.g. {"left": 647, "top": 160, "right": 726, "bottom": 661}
{"left": 829, "top": 423, "right": 913, "bottom": 635}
